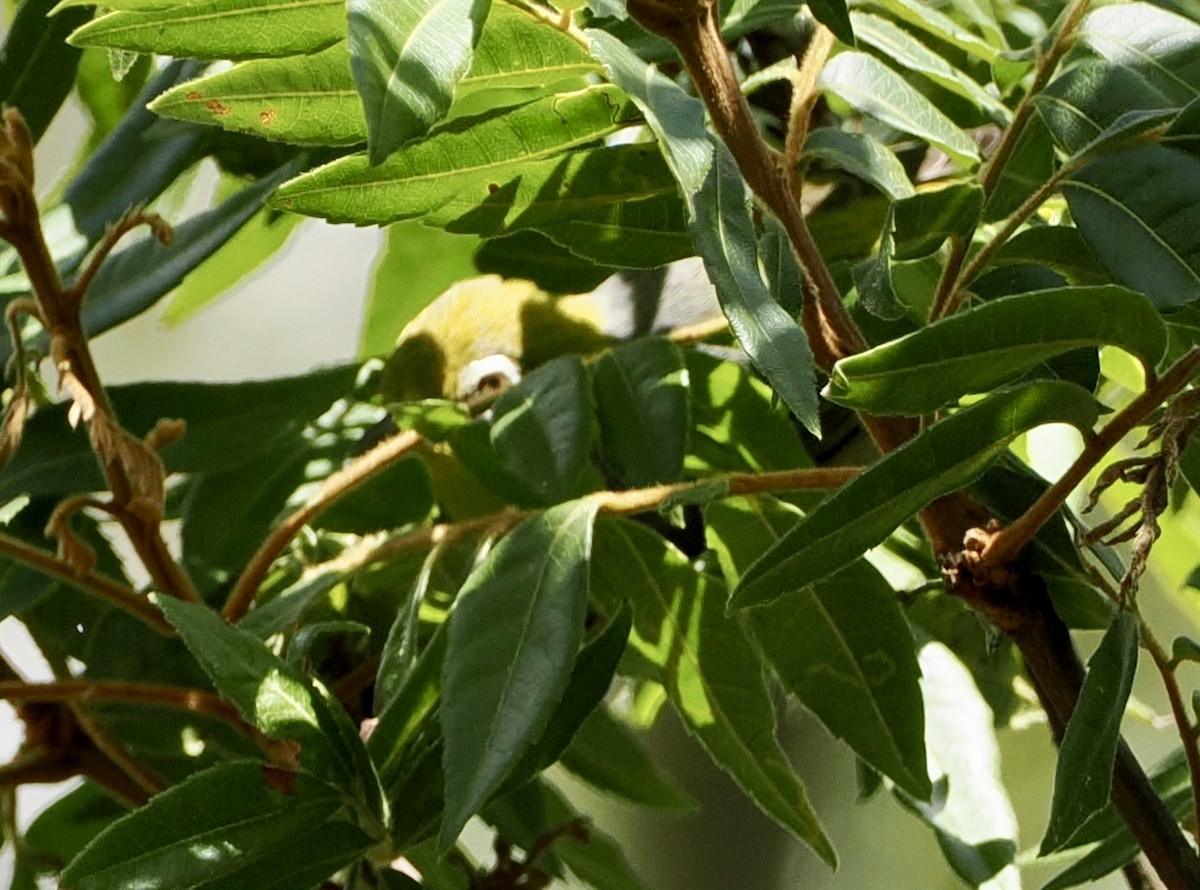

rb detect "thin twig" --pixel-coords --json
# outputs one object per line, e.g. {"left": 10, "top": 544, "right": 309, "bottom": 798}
{"left": 1144, "top": 636, "right": 1200, "bottom": 846}
{"left": 223, "top": 429, "right": 424, "bottom": 621}
{"left": 982, "top": 349, "right": 1200, "bottom": 569}
{"left": 0, "top": 530, "right": 172, "bottom": 634}
{"left": 0, "top": 680, "right": 281, "bottom": 756}
{"left": 928, "top": 0, "right": 1094, "bottom": 321}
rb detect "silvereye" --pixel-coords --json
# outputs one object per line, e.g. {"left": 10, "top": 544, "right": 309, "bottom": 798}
{"left": 380, "top": 258, "right": 723, "bottom": 406}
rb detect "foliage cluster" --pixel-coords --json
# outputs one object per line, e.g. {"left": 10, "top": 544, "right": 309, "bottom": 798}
{"left": 3, "top": 0, "right": 1200, "bottom": 887}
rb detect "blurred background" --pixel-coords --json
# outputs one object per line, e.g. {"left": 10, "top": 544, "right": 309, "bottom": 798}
{"left": 1, "top": 38, "right": 1194, "bottom": 890}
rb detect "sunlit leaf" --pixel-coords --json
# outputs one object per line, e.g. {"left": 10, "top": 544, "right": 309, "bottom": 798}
{"left": 734, "top": 381, "right": 1100, "bottom": 608}
{"left": 708, "top": 496, "right": 931, "bottom": 801}
{"left": 440, "top": 499, "right": 598, "bottom": 847}
{"left": 67, "top": 0, "right": 344, "bottom": 59}
{"left": 348, "top": 0, "right": 490, "bottom": 163}
{"left": 270, "top": 84, "right": 639, "bottom": 225}
{"left": 803, "top": 127, "right": 915, "bottom": 200}
{"left": 826, "top": 286, "right": 1166, "bottom": 414}
{"left": 589, "top": 30, "right": 820, "bottom": 436}
{"left": 593, "top": 519, "right": 837, "bottom": 865}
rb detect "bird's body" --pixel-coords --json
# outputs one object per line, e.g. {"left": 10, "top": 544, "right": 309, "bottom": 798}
{"left": 380, "top": 258, "right": 722, "bottom": 405}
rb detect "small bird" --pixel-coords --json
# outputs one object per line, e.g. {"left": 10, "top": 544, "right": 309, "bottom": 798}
{"left": 379, "top": 258, "right": 725, "bottom": 408}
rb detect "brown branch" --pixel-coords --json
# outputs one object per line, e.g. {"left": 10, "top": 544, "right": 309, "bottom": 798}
{"left": 1145, "top": 635, "right": 1200, "bottom": 846}
{"left": 1004, "top": 577, "right": 1200, "bottom": 890}
{"left": 0, "top": 109, "right": 198, "bottom": 604}
{"left": 981, "top": 349, "right": 1200, "bottom": 569}
{"left": 223, "top": 429, "right": 424, "bottom": 621}
{"left": 929, "top": 0, "right": 1093, "bottom": 321}
{"left": 628, "top": 0, "right": 866, "bottom": 371}
{"left": 784, "top": 24, "right": 836, "bottom": 176}
{"left": 0, "top": 529, "right": 172, "bottom": 634}
{"left": 0, "top": 679, "right": 284, "bottom": 758}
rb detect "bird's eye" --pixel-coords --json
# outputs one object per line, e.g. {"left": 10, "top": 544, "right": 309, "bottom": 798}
{"left": 458, "top": 355, "right": 522, "bottom": 408}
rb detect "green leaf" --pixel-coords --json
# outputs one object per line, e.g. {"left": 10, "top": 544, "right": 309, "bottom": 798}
{"left": 685, "top": 350, "right": 809, "bottom": 474}
{"left": 369, "top": 624, "right": 448, "bottom": 791}
{"left": 558, "top": 705, "right": 697, "bottom": 810}
{"left": 1171, "top": 635, "right": 1200, "bottom": 664}
{"left": 852, "top": 205, "right": 906, "bottom": 320}
{"left": 154, "top": 596, "right": 376, "bottom": 801}
{"left": 0, "top": 0, "right": 90, "bottom": 143}
{"left": 20, "top": 784, "right": 126, "bottom": 882}
{"left": 1043, "top": 749, "right": 1195, "bottom": 889}
{"left": 905, "top": 642, "right": 1020, "bottom": 888}
{"left": 489, "top": 355, "right": 594, "bottom": 505}
{"left": 850, "top": 12, "right": 1007, "bottom": 119}
{"left": 707, "top": 496, "right": 931, "bottom": 801}
{"left": 485, "top": 778, "right": 652, "bottom": 890}
{"left": 359, "top": 222, "right": 480, "bottom": 358}
{"left": 270, "top": 83, "right": 639, "bottom": 224}
{"left": 60, "top": 761, "right": 371, "bottom": 890}
{"left": 454, "top": 2, "right": 600, "bottom": 108}
{"left": 803, "top": 127, "right": 915, "bottom": 200}
{"left": 891, "top": 183, "right": 983, "bottom": 259}
{"left": 1036, "top": 61, "right": 1178, "bottom": 156}
{"left": 0, "top": 365, "right": 355, "bottom": 501}
{"left": 151, "top": 43, "right": 366, "bottom": 146}
{"left": 861, "top": 0, "right": 1001, "bottom": 63}
{"left": 421, "top": 143, "right": 692, "bottom": 268}
{"left": 733, "top": 381, "right": 1100, "bottom": 608}
{"left": 982, "top": 113, "right": 1055, "bottom": 223}
{"left": 1080, "top": 3, "right": 1200, "bottom": 105}
{"left": 1064, "top": 145, "right": 1200, "bottom": 309}
{"left": 67, "top": 0, "right": 344, "bottom": 58}
{"left": 474, "top": 229, "right": 616, "bottom": 294}
{"left": 512, "top": 604, "right": 631, "bottom": 779}
{"left": 592, "top": 519, "right": 837, "bottom": 866}
{"left": 61, "top": 60, "right": 211, "bottom": 245}
{"left": 990, "top": 226, "right": 1108, "bottom": 285}
{"left": 181, "top": 445, "right": 312, "bottom": 594}
{"left": 589, "top": 30, "right": 821, "bottom": 436}
{"left": 348, "top": 0, "right": 489, "bottom": 163}
{"left": 592, "top": 338, "right": 689, "bottom": 487}
{"left": 820, "top": 52, "right": 981, "bottom": 168}
{"left": 1041, "top": 611, "right": 1140, "bottom": 854}
{"left": 808, "top": 0, "right": 855, "bottom": 46}
{"left": 825, "top": 286, "right": 1167, "bottom": 414}
{"left": 439, "top": 499, "right": 598, "bottom": 847}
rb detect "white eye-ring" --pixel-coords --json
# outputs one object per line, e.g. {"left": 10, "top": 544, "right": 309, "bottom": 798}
{"left": 458, "top": 354, "right": 522, "bottom": 404}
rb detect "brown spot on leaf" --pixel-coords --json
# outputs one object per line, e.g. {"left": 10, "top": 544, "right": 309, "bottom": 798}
{"left": 185, "top": 91, "right": 203, "bottom": 101}
{"left": 206, "top": 100, "right": 230, "bottom": 116}
{"left": 487, "top": 182, "right": 499, "bottom": 194}
{"left": 259, "top": 108, "right": 276, "bottom": 126}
